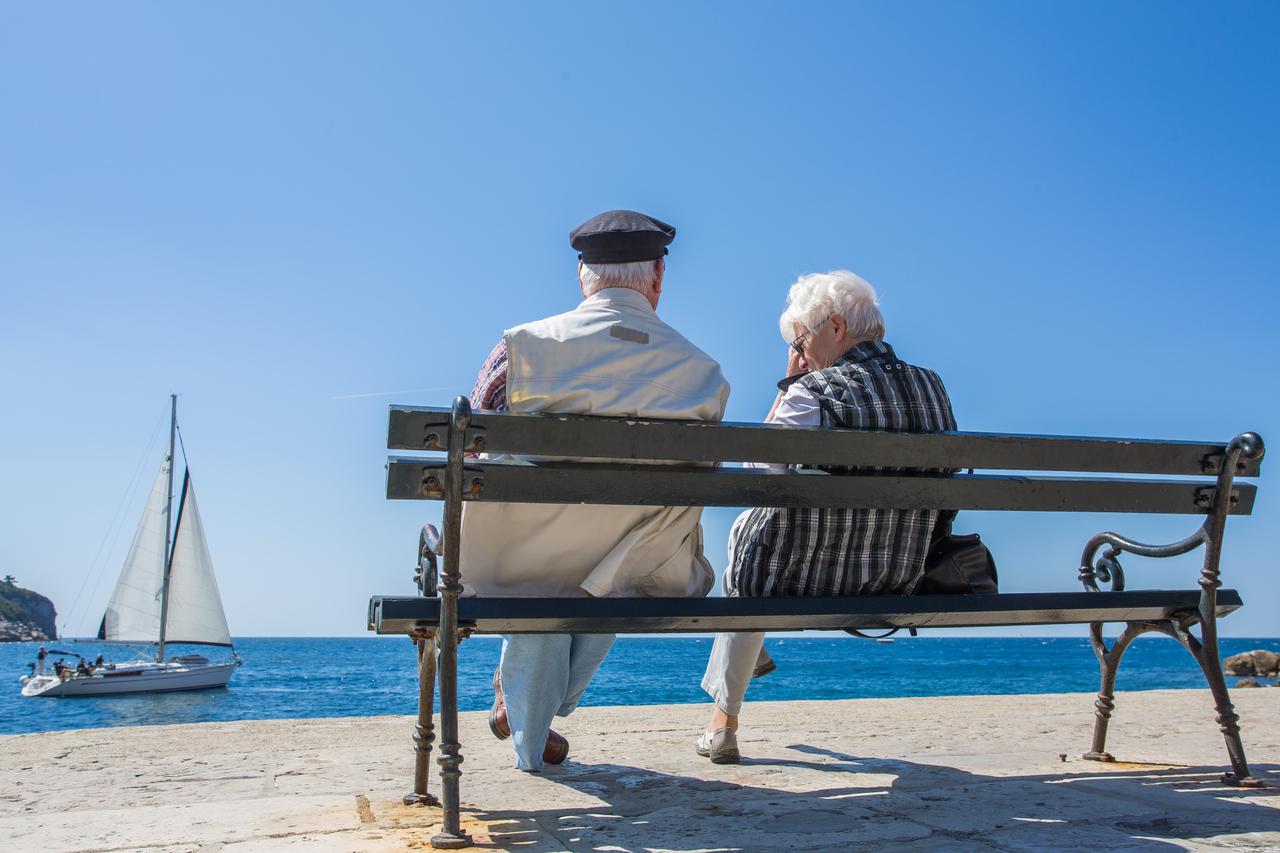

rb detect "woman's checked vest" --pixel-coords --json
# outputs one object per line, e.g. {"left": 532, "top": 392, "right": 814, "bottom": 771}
{"left": 728, "top": 340, "right": 957, "bottom": 598}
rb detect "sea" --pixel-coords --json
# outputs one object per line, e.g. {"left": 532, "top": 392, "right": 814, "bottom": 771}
{"left": 4, "top": 636, "right": 1277, "bottom": 736}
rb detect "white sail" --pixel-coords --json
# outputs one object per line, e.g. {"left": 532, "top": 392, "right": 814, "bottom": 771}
{"left": 164, "top": 474, "right": 232, "bottom": 646}
{"left": 99, "top": 458, "right": 171, "bottom": 642}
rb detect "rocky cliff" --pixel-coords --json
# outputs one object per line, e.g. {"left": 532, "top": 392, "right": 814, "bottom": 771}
{"left": 0, "top": 579, "right": 57, "bottom": 642}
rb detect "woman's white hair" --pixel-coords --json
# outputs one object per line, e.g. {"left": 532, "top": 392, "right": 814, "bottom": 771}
{"left": 778, "top": 270, "right": 884, "bottom": 343}
{"left": 579, "top": 259, "right": 661, "bottom": 298}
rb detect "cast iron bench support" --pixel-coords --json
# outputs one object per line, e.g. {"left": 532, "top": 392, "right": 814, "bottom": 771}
{"left": 1076, "top": 431, "right": 1265, "bottom": 784}
{"left": 372, "top": 397, "right": 1265, "bottom": 848}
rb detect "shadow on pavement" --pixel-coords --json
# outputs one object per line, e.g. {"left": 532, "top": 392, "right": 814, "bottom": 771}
{"left": 462, "top": 746, "right": 1278, "bottom": 852}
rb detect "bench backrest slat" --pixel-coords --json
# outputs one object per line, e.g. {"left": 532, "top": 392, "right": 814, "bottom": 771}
{"left": 386, "top": 458, "right": 1255, "bottom": 515}
{"left": 388, "top": 406, "right": 1261, "bottom": 477}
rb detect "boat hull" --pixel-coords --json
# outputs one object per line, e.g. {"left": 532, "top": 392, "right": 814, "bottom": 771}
{"left": 21, "top": 662, "right": 236, "bottom": 697}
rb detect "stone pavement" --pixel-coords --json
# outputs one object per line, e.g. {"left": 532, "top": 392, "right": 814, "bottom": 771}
{"left": 2, "top": 690, "right": 1277, "bottom": 851}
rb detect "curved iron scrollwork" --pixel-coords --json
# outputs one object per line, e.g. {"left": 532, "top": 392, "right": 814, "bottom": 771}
{"left": 1077, "top": 433, "right": 1264, "bottom": 593}
{"left": 416, "top": 523, "right": 442, "bottom": 596}
{"left": 1078, "top": 529, "right": 1204, "bottom": 592}
{"left": 1081, "top": 544, "right": 1124, "bottom": 592}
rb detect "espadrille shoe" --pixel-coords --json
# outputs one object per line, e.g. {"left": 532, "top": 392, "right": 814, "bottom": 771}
{"left": 696, "top": 728, "right": 740, "bottom": 764}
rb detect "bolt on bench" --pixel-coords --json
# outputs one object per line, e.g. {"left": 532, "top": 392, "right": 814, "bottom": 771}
{"left": 369, "top": 396, "right": 1264, "bottom": 849}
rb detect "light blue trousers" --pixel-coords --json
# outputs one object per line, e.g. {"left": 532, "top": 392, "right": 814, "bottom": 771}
{"left": 499, "top": 633, "right": 616, "bottom": 771}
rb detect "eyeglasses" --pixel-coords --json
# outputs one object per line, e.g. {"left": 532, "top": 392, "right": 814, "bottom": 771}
{"left": 790, "top": 318, "right": 831, "bottom": 356}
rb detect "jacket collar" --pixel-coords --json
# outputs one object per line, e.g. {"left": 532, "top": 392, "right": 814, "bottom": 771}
{"left": 579, "top": 287, "right": 656, "bottom": 315}
{"left": 777, "top": 340, "right": 897, "bottom": 392}
{"left": 835, "top": 339, "right": 895, "bottom": 366}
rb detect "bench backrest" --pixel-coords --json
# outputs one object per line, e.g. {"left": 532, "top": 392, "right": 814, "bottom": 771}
{"left": 385, "top": 406, "right": 1262, "bottom": 517}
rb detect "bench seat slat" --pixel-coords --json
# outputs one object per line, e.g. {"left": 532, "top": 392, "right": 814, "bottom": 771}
{"left": 386, "top": 458, "right": 1255, "bottom": 515}
{"left": 388, "top": 406, "right": 1262, "bottom": 477}
{"left": 369, "top": 590, "right": 1241, "bottom": 635}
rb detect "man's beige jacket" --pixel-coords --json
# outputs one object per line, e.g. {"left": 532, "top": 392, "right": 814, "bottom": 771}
{"left": 458, "top": 287, "right": 730, "bottom": 598}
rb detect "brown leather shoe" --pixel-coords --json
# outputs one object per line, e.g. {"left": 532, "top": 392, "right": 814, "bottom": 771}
{"left": 489, "top": 668, "right": 570, "bottom": 764}
{"left": 543, "top": 730, "right": 569, "bottom": 765}
{"left": 489, "top": 668, "right": 510, "bottom": 740}
{"left": 752, "top": 650, "right": 777, "bottom": 679}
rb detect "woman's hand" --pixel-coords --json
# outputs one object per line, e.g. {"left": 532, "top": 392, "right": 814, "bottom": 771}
{"left": 787, "top": 345, "right": 808, "bottom": 378}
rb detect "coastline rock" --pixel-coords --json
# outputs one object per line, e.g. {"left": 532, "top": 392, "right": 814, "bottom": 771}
{"left": 1234, "top": 678, "right": 1261, "bottom": 688}
{"left": 0, "top": 579, "right": 57, "bottom": 642}
{"left": 1224, "top": 650, "right": 1280, "bottom": 677}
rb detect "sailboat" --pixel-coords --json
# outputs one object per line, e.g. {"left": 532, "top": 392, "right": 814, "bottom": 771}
{"left": 21, "top": 396, "right": 240, "bottom": 697}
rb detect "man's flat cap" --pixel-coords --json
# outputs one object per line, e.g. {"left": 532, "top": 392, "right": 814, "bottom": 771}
{"left": 570, "top": 210, "right": 676, "bottom": 264}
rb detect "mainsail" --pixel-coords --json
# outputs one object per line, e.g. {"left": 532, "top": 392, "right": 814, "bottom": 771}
{"left": 163, "top": 472, "right": 233, "bottom": 647}
{"left": 98, "top": 458, "right": 171, "bottom": 642}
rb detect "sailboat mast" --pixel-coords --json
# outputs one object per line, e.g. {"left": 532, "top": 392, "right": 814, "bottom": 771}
{"left": 157, "top": 394, "right": 177, "bottom": 663}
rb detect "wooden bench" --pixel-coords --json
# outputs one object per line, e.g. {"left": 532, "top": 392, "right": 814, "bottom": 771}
{"left": 369, "top": 397, "right": 1265, "bottom": 849}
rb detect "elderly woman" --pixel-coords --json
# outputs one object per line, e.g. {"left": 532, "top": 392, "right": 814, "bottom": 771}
{"left": 696, "top": 270, "right": 957, "bottom": 764}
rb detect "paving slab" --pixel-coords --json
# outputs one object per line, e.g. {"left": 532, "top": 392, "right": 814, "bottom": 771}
{"left": 1, "top": 689, "right": 1276, "bottom": 851}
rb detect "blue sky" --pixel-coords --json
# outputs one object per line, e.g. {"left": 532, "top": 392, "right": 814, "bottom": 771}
{"left": 2, "top": 2, "right": 1276, "bottom": 637}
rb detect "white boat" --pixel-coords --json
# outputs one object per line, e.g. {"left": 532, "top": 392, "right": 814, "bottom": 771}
{"left": 21, "top": 396, "right": 240, "bottom": 698}
{"left": 21, "top": 658, "right": 237, "bottom": 697}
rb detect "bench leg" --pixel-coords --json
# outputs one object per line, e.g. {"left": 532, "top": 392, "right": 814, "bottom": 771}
{"left": 1169, "top": 618, "right": 1261, "bottom": 787}
{"left": 1083, "top": 616, "right": 1261, "bottom": 787}
{"left": 404, "top": 631, "right": 439, "bottom": 807}
{"left": 431, "top": 396, "right": 473, "bottom": 849}
{"left": 1083, "top": 620, "right": 1148, "bottom": 762}
{"left": 432, "top": 624, "right": 468, "bottom": 848}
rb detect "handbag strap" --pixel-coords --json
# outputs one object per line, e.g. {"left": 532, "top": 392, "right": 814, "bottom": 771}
{"left": 929, "top": 509, "right": 958, "bottom": 549}
{"left": 844, "top": 627, "right": 919, "bottom": 640}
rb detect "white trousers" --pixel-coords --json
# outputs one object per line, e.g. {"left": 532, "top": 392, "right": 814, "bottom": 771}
{"left": 700, "top": 550, "right": 774, "bottom": 716}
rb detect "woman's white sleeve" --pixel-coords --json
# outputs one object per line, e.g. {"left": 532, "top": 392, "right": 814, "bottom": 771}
{"left": 769, "top": 385, "right": 822, "bottom": 427}
{"left": 743, "top": 385, "right": 821, "bottom": 470}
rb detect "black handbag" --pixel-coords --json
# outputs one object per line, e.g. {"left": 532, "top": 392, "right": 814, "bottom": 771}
{"left": 917, "top": 512, "right": 998, "bottom": 595}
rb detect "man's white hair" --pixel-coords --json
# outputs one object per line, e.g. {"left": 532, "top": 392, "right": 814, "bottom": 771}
{"left": 778, "top": 270, "right": 884, "bottom": 343}
{"left": 579, "top": 259, "right": 661, "bottom": 298}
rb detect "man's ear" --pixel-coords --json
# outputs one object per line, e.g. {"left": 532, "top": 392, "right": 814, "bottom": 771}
{"left": 831, "top": 314, "right": 847, "bottom": 341}
{"left": 648, "top": 258, "right": 664, "bottom": 307}
{"left": 578, "top": 261, "right": 587, "bottom": 297}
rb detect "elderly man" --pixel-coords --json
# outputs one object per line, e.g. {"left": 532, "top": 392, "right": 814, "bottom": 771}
{"left": 697, "top": 270, "right": 957, "bottom": 763}
{"left": 461, "top": 210, "right": 730, "bottom": 772}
